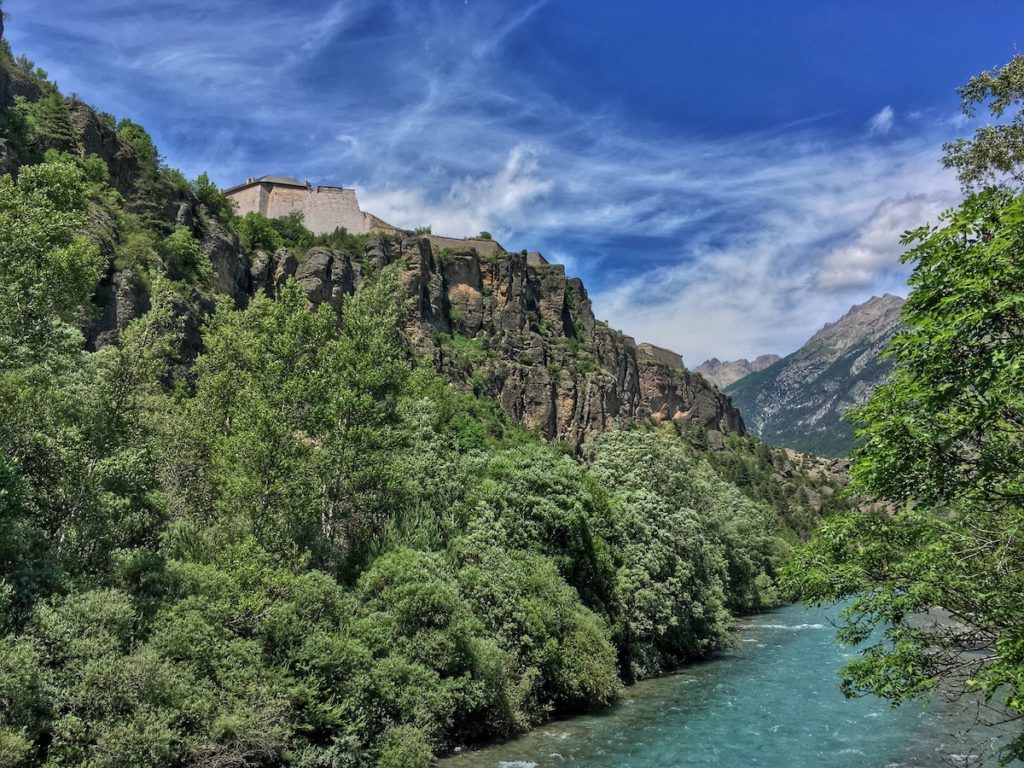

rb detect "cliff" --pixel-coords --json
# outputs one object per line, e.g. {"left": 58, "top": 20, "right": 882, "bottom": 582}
{"left": 0, "top": 59, "right": 742, "bottom": 449}
{"left": 725, "top": 294, "right": 904, "bottom": 457}
{"left": 250, "top": 239, "right": 744, "bottom": 447}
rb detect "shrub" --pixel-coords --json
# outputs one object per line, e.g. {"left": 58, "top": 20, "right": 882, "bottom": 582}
{"left": 190, "top": 172, "right": 236, "bottom": 223}
{"left": 160, "top": 227, "right": 210, "bottom": 282}
{"left": 236, "top": 211, "right": 284, "bottom": 253}
{"left": 375, "top": 725, "right": 433, "bottom": 768}
{"left": 116, "top": 119, "right": 159, "bottom": 175}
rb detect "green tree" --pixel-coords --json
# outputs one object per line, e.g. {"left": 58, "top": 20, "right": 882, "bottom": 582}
{"left": 785, "top": 187, "right": 1024, "bottom": 762}
{"left": 943, "top": 55, "right": 1024, "bottom": 191}
{"left": 0, "top": 158, "right": 103, "bottom": 361}
{"left": 116, "top": 119, "right": 159, "bottom": 176}
{"left": 785, "top": 60, "right": 1024, "bottom": 758}
{"left": 159, "top": 226, "right": 210, "bottom": 282}
{"left": 189, "top": 171, "right": 236, "bottom": 223}
{"left": 171, "top": 268, "right": 411, "bottom": 575}
{"left": 236, "top": 211, "right": 284, "bottom": 253}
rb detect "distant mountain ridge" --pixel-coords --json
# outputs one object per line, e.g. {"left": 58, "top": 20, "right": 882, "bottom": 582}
{"left": 723, "top": 294, "right": 905, "bottom": 457}
{"left": 695, "top": 355, "right": 781, "bottom": 388}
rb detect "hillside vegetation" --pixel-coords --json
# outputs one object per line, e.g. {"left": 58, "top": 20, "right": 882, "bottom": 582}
{"left": 0, "top": 39, "right": 851, "bottom": 768}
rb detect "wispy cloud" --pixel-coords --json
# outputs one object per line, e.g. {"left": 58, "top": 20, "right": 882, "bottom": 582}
{"left": 813, "top": 193, "right": 954, "bottom": 292}
{"left": 869, "top": 105, "right": 895, "bottom": 135}
{"left": 5, "top": 0, "right": 966, "bottom": 364}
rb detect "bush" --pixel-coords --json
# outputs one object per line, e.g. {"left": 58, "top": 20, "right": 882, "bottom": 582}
{"left": 236, "top": 211, "right": 284, "bottom": 253}
{"left": 116, "top": 119, "right": 159, "bottom": 175}
{"left": 270, "top": 211, "right": 315, "bottom": 251}
{"left": 160, "top": 226, "right": 210, "bottom": 282}
{"left": 375, "top": 725, "right": 433, "bottom": 768}
{"left": 190, "top": 172, "right": 236, "bottom": 223}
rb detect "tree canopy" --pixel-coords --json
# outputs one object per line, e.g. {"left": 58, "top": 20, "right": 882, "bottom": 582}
{"left": 786, "top": 56, "right": 1024, "bottom": 764}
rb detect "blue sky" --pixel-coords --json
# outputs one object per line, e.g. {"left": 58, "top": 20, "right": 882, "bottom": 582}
{"left": 6, "top": 1, "right": 1022, "bottom": 362}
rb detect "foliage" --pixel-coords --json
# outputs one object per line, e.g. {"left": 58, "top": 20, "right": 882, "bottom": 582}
{"left": 160, "top": 226, "right": 211, "bottom": 282}
{"left": 189, "top": 171, "right": 236, "bottom": 223}
{"left": 943, "top": 55, "right": 1024, "bottom": 191}
{"left": 0, "top": 157, "right": 103, "bottom": 362}
{"left": 115, "top": 118, "right": 159, "bottom": 176}
{"left": 270, "top": 211, "right": 315, "bottom": 252}
{"left": 588, "top": 430, "right": 783, "bottom": 679}
{"left": 236, "top": 210, "right": 285, "bottom": 253}
{"left": 0, "top": 51, "right": 804, "bottom": 766}
{"left": 785, "top": 187, "right": 1024, "bottom": 762}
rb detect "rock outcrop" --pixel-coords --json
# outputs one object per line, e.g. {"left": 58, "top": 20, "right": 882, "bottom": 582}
{"left": 694, "top": 355, "right": 780, "bottom": 389}
{"left": 66, "top": 99, "right": 141, "bottom": 198}
{"left": 23, "top": 82, "right": 741, "bottom": 448}
{"left": 253, "top": 238, "right": 744, "bottom": 447}
{"left": 725, "top": 294, "right": 904, "bottom": 457}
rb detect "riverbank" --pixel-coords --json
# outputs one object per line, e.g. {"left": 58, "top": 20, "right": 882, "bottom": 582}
{"left": 442, "top": 603, "right": 1017, "bottom": 767}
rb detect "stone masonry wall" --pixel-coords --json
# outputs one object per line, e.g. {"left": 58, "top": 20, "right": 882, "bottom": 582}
{"left": 264, "top": 186, "right": 368, "bottom": 235}
{"left": 228, "top": 184, "right": 265, "bottom": 220}
{"left": 226, "top": 182, "right": 377, "bottom": 235}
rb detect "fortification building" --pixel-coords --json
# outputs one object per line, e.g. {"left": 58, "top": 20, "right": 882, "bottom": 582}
{"left": 223, "top": 175, "right": 400, "bottom": 236}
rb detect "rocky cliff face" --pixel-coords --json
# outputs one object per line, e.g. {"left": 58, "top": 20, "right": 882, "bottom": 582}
{"left": 694, "top": 355, "right": 780, "bottom": 389}
{"left": 251, "top": 239, "right": 744, "bottom": 447}
{"left": 724, "top": 294, "right": 904, "bottom": 457}
{"left": 13, "top": 73, "right": 742, "bottom": 449}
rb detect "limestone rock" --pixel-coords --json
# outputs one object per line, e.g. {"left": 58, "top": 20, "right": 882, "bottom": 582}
{"left": 725, "top": 294, "right": 905, "bottom": 457}
{"left": 638, "top": 343, "right": 684, "bottom": 370}
{"left": 233, "top": 235, "right": 744, "bottom": 448}
{"left": 195, "top": 206, "right": 248, "bottom": 306}
{"left": 694, "top": 355, "right": 780, "bottom": 389}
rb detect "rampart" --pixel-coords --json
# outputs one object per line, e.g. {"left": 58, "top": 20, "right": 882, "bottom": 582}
{"left": 223, "top": 176, "right": 402, "bottom": 236}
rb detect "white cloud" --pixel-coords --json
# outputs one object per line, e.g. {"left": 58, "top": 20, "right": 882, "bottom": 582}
{"left": 360, "top": 144, "right": 554, "bottom": 238}
{"left": 813, "top": 194, "right": 954, "bottom": 291}
{"left": 869, "top": 105, "right": 895, "bottom": 135}
{"left": 587, "top": 138, "right": 958, "bottom": 363}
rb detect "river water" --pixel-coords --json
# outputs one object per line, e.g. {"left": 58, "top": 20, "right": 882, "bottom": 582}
{"left": 444, "top": 603, "right": 1017, "bottom": 768}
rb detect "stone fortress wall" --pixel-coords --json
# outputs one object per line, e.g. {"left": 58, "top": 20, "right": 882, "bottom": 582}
{"left": 223, "top": 175, "right": 402, "bottom": 236}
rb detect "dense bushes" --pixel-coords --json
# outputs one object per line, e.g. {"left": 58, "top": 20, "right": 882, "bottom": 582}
{"left": 0, "top": 76, "right": 791, "bottom": 767}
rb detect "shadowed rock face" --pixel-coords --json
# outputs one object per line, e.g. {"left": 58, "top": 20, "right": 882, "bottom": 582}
{"left": 725, "top": 294, "right": 905, "bottom": 457}
{"left": 253, "top": 238, "right": 745, "bottom": 448}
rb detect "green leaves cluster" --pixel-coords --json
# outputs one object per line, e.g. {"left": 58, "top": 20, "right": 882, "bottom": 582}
{"left": 786, "top": 64, "right": 1024, "bottom": 761}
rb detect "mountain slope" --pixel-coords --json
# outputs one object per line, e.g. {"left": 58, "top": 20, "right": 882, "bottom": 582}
{"left": 724, "top": 294, "right": 904, "bottom": 457}
{"left": 695, "top": 355, "right": 781, "bottom": 389}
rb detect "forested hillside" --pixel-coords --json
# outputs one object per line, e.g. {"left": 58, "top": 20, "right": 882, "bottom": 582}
{"left": 0, "top": 36, "right": 842, "bottom": 767}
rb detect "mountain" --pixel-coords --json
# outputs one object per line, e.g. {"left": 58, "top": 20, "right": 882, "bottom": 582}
{"left": 724, "top": 294, "right": 905, "bottom": 457}
{"left": 695, "top": 355, "right": 781, "bottom": 389}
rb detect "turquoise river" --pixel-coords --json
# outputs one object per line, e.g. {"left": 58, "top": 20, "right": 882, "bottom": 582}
{"left": 443, "top": 603, "right": 1018, "bottom": 768}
